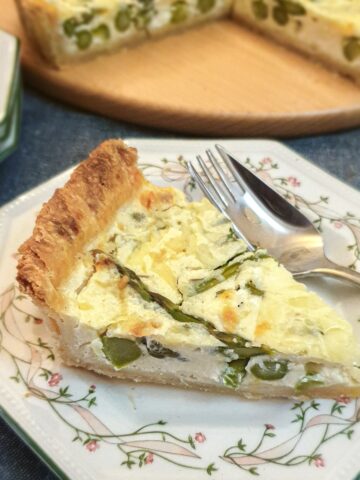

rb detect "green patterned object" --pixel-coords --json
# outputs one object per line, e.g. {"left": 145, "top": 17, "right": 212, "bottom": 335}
{"left": 0, "top": 30, "right": 21, "bottom": 163}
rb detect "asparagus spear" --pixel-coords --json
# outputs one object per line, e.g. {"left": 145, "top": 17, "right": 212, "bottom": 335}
{"left": 102, "top": 336, "right": 142, "bottom": 368}
{"left": 190, "top": 251, "right": 269, "bottom": 295}
{"left": 222, "top": 359, "right": 248, "bottom": 388}
{"left": 92, "top": 250, "right": 267, "bottom": 358}
{"left": 95, "top": 251, "right": 287, "bottom": 387}
{"left": 250, "top": 359, "right": 289, "bottom": 380}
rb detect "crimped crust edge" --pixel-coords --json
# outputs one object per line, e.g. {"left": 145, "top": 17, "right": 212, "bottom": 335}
{"left": 16, "top": 139, "right": 143, "bottom": 310}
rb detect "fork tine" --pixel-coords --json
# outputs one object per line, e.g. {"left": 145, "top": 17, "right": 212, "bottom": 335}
{"left": 186, "top": 161, "right": 227, "bottom": 214}
{"left": 196, "top": 155, "right": 229, "bottom": 207}
{"left": 187, "top": 158, "right": 255, "bottom": 251}
{"left": 206, "top": 149, "right": 241, "bottom": 200}
{"left": 215, "top": 144, "right": 249, "bottom": 192}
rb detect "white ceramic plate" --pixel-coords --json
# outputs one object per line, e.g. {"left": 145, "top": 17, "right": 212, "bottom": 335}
{"left": 1, "top": 139, "right": 360, "bottom": 480}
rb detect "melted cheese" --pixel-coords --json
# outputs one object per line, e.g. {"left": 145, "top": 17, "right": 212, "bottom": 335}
{"left": 61, "top": 181, "right": 360, "bottom": 375}
{"left": 182, "top": 257, "right": 358, "bottom": 366}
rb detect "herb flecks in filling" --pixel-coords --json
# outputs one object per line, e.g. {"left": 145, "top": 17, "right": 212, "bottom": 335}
{"left": 92, "top": 250, "right": 269, "bottom": 377}
{"left": 189, "top": 250, "right": 269, "bottom": 296}
{"left": 142, "top": 338, "right": 184, "bottom": 360}
{"left": 245, "top": 280, "right": 264, "bottom": 297}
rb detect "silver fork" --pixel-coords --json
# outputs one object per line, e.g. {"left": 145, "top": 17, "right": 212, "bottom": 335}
{"left": 187, "top": 145, "right": 360, "bottom": 286}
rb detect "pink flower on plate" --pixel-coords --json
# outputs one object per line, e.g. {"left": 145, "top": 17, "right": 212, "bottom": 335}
{"left": 287, "top": 176, "right": 301, "bottom": 187}
{"left": 260, "top": 157, "right": 272, "bottom": 165}
{"left": 195, "top": 432, "right": 206, "bottom": 443}
{"left": 265, "top": 424, "right": 275, "bottom": 430}
{"left": 335, "top": 394, "right": 351, "bottom": 404}
{"left": 86, "top": 440, "right": 99, "bottom": 453}
{"left": 333, "top": 221, "right": 343, "bottom": 229}
{"left": 48, "top": 373, "right": 63, "bottom": 387}
{"left": 145, "top": 453, "right": 154, "bottom": 464}
{"left": 89, "top": 384, "right": 96, "bottom": 391}
{"left": 314, "top": 456, "right": 325, "bottom": 468}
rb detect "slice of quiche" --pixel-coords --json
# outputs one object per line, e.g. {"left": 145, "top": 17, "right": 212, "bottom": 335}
{"left": 15, "top": 0, "right": 232, "bottom": 66}
{"left": 17, "top": 140, "right": 360, "bottom": 399}
{"left": 232, "top": 0, "right": 360, "bottom": 84}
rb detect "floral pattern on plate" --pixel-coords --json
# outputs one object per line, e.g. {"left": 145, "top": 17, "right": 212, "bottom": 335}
{"left": 1, "top": 284, "right": 359, "bottom": 478}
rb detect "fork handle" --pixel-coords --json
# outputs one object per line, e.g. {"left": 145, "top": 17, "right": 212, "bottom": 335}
{"left": 294, "top": 256, "right": 360, "bottom": 287}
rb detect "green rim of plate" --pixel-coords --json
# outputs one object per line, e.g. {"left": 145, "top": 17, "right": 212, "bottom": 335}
{"left": 0, "top": 68, "right": 21, "bottom": 142}
{"left": 0, "top": 33, "right": 20, "bottom": 130}
{"left": 0, "top": 82, "right": 22, "bottom": 163}
{"left": 0, "top": 404, "right": 70, "bottom": 480}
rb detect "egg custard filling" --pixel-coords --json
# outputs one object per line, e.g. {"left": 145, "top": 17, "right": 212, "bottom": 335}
{"left": 17, "top": 140, "right": 360, "bottom": 399}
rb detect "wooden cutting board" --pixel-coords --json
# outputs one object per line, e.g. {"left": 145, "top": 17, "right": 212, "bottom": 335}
{"left": 3, "top": 0, "right": 360, "bottom": 137}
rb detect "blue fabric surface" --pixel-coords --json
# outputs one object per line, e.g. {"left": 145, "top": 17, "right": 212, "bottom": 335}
{"left": 1, "top": 88, "right": 360, "bottom": 207}
{"left": 0, "top": 86, "right": 359, "bottom": 480}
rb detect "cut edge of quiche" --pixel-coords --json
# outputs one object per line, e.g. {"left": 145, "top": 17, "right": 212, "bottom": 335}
{"left": 15, "top": 0, "right": 233, "bottom": 67}
{"left": 17, "top": 139, "right": 360, "bottom": 399}
{"left": 15, "top": 0, "right": 360, "bottom": 85}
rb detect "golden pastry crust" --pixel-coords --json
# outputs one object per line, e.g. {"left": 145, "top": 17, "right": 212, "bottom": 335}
{"left": 15, "top": 0, "right": 63, "bottom": 66}
{"left": 16, "top": 139, "right": 143, "bottom": 310}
